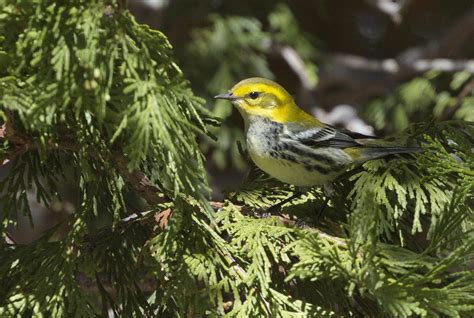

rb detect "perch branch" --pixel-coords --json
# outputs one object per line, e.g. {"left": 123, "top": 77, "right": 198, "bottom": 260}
{"left": 1, "top": 117, "right": 347, "bottom": 249}
{"left": 1, "top": 118, "right": 350, "bottom": 315}
{"left": 209, "top": 201, "right": 348, "bottom": 248}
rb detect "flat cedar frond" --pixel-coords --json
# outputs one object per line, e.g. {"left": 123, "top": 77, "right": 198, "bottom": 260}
{"left": 0, "top": 1, "right": 473, "bottom": 317}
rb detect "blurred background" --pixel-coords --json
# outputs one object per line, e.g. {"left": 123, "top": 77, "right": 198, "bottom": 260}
{"left": 7, "top": 0, "right": 474, "bottom": 241}
{"left": 128, "top": 0, "right": 474, "bottom": 197}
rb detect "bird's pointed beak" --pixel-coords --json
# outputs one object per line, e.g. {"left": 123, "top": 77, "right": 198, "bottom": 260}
{"left": 214, "top": 92, "right": 237, "bottom": 100}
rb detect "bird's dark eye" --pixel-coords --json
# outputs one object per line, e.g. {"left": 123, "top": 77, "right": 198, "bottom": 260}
{"left": 249, "top": 91, "right": 259, "bottom": 99}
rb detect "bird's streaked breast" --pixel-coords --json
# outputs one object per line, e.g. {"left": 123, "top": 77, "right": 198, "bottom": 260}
{"left": 245, "top": 116, "right": 352, "bottom": 186}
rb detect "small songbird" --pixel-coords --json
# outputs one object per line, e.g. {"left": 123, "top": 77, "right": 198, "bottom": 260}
{"left": 215, "top": 77, "right": 420, "bottom": 191}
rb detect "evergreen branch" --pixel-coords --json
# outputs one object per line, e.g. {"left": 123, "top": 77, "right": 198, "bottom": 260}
{"left": 210, "top": 201, "right": 348, "bottom": 248}
{"left": 219, "top": 250, "right": 273, "bottom": 318}
{"left": 116, "top": 201, "right": 348, "bottom": 254}
{"left": 0, "top": 122, "right": 348, "bottom": 250}
{"left": 0, "top": 120, "right": 170, "bottom": 206}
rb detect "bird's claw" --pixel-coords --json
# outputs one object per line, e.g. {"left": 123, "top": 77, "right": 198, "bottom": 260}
{"left": 295, "top": 219, "right": 306, "bottom": 228}
{"left": 253, "top": 210, "right": 272, "bottom": 218}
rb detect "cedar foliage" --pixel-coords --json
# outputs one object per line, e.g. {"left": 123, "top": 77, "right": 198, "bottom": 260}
{"left": 0, "top": 1, "right": 473, "bottom": 317}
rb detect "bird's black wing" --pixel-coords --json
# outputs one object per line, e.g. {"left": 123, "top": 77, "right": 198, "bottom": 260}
{"left": 287, "top": 125, "right": 373, "bottom": 149}
{"left": 335, "top": 126, "right": 377, "bottom": 140}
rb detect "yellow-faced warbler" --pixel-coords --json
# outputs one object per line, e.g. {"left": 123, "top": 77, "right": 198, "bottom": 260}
{"left": 215, "top": 78, "right": 420, "bottom": 203}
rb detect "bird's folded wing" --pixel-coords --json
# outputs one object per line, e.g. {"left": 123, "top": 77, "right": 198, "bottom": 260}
{"left": 285, "top": 125, "right": 367, "bottom": 148}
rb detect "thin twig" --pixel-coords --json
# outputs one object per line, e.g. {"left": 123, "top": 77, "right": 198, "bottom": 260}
{"left": 365, "top": 0, "right": 406, "bottom": 24}
{"left": 277, "top": 45, "right": 315, "bottom": 90}
{"left": 331, "top": 55, "right": 474, "bottom": 75}
{"left": 77, "top": 272, "right": 157, "bottom": 293}
{"left": 5, "top": 232, "right": 17, "bottom": 245}
{"left": 114, "top": 155, "right": 168, "bottom": 205}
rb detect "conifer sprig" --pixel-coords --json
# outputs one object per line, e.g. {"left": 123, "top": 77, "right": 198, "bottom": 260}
{"left": 0, "top": 1, "right": 473, "bottom": 317}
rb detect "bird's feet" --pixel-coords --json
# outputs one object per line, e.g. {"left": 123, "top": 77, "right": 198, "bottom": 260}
{"left": 253, "top": 210, "right": 272, "bottom": 219}
{"left": 266, "top": 191, "right": 304, "bottom": 213}
{"left": 295, "top": 219, "right": 306, "bottom": 228}
{"left": 314, "top": 197, "right": 330, "bottom": 221}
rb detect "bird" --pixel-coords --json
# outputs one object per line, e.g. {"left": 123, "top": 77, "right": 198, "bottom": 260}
{"left": 215, "top": 77, "right": 420, "bottom": 209}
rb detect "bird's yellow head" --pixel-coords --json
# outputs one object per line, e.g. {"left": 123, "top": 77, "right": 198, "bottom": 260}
{"left": 215, "top": 77, "right": 314, "bottom": 125}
